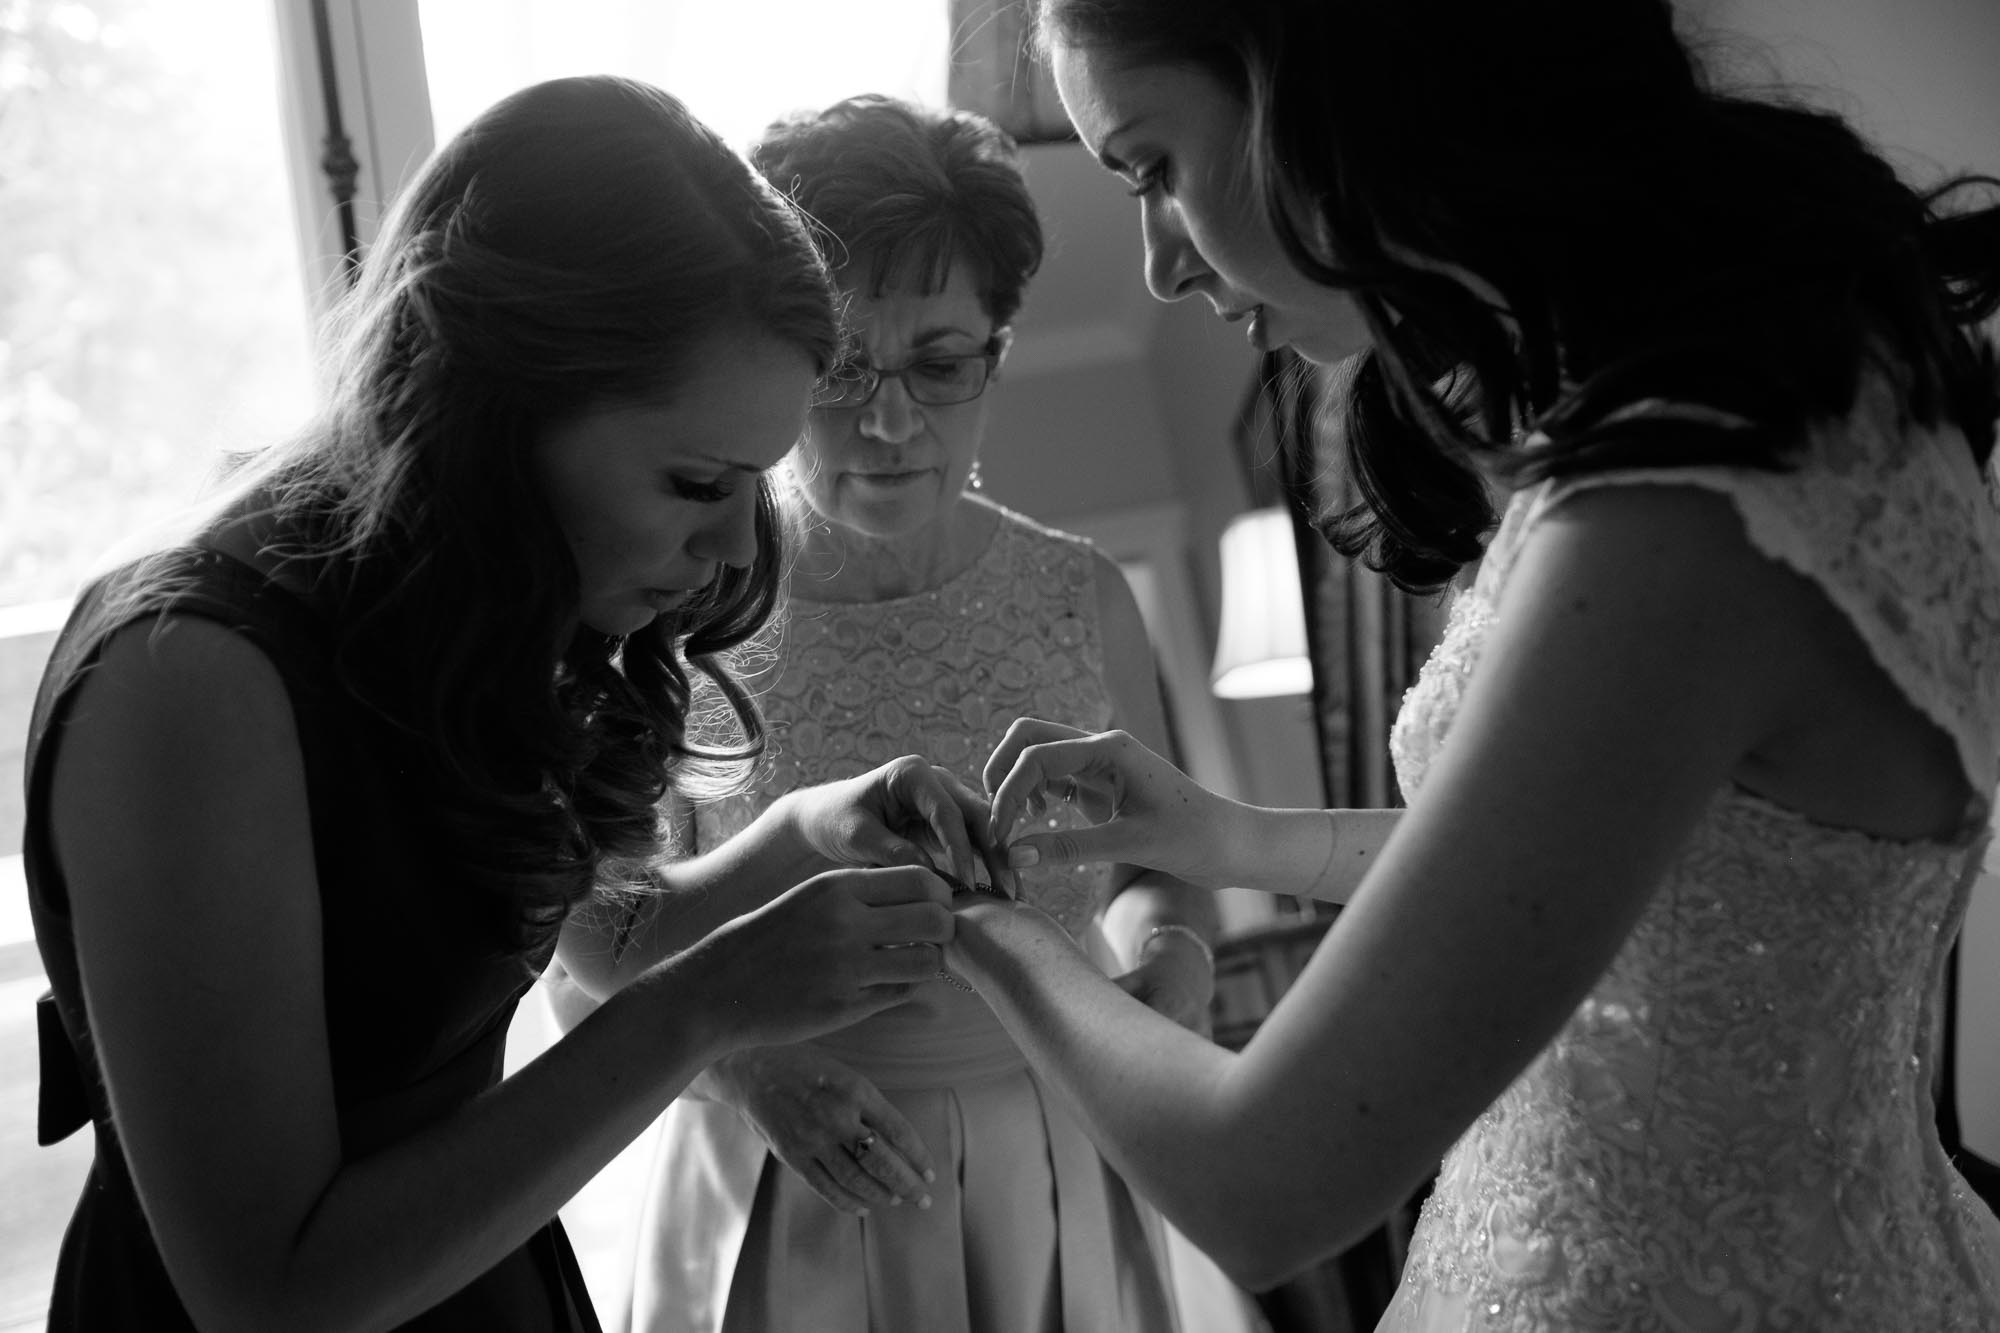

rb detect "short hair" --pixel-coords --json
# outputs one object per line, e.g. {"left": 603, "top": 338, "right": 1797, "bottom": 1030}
{"left": 752, "top": 94, "right": 1044, "bottom": 329}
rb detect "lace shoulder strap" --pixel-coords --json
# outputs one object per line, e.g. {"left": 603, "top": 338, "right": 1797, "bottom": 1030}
{"left": 1483, "top": 378, "right": 2000, "bottom": 800}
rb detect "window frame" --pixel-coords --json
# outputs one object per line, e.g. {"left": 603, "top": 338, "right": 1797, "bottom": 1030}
{"left": 270, "top": 0, "right": 435, "bottom": 316}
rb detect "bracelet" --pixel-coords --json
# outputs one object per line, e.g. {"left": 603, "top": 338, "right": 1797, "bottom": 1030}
{"left": 1140, "top": 923, "right": 1214, "bottom": 971}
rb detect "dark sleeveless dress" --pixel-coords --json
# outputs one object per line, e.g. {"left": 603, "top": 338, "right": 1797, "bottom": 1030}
{"left": 23, "top": 548, "right": 602, "bottom": 1331}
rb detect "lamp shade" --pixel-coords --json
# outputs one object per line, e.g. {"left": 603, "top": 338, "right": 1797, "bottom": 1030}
{"left": 1211, "top": 506, "right": 1313, "bottom": 699}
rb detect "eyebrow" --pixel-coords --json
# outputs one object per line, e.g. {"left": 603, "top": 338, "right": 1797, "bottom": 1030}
{"left": 858, "top": 325, "right": 988, "bottom": 359}
{"left": 909, "top": 326, "right": 985, "bottom": 351}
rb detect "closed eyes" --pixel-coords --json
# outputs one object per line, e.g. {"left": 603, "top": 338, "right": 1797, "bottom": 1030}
{"left": 669, "top": 475, "right": 736, "bottom": 503}
{"left": 1126, "top": 159, "right": 1172, "bottom": 198}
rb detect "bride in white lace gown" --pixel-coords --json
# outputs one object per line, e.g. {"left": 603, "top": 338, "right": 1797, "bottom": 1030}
{"left": 941, "top": 0, "right": 2000, "bottom": 1328}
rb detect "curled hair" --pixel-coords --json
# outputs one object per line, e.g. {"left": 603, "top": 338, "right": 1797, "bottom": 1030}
{"left": 1039, "top": 0, "right": 2000, "bottom": 592}
{"left": 233, "top": 76, "right": 838, "bottom": 945}
{"left": 751, "top": 94, "right": 1044, "bottom": 327}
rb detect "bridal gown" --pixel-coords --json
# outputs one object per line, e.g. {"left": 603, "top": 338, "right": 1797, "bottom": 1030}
{"left": 1377, "top": 380, "right": 2000, "bottom": 1330}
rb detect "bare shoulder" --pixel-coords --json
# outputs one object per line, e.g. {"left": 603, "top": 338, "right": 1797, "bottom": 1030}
{"left": 1086, "top": 546, "right": 1145, "bottom": 627}
{"left": 53, "top": 614, "right": 308, "bottom": 879}
{"left": 73, "top": 613, "right": 298, "bottom": 751}
{"left": 1525, "top": 480, "right": 1793, "bottom": 598}
{"left": 1509, "top": 479, "right": 1966, "bottom": 834}
{"left": 1511, "top": 481, "right": 1849, "bottom": 669}
{"left": 1079, "top": 546, "right": 1177, "bottom": 751}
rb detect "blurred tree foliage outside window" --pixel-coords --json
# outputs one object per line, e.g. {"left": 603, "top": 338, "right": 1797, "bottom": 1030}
{"left": 1, "top": 0, "right": 315, "bottom": 608}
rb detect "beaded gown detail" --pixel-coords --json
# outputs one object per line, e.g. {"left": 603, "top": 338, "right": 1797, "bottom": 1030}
{"left": 628, "top": 502, "right": 1181, "bottom": 1333}
{"left": 1377, "top": 383, "right": 2000, "bottom": 1330}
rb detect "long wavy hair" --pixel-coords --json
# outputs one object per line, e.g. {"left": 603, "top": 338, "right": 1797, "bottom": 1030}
{"left": 222, "top": 75, "right": 839, "bottom": 946}
{"left": 1038, "top": 0, "right": 2000, "bottom": 591}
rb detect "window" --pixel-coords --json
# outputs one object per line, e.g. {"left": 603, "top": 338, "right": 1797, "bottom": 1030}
{"left": 1, "top": 0, "right": 316, "bottom": 611}
{"left": 2, "top": 1, "right": 319, "bottom": 1316}
{"left": 419, "top": 0, "right": 949, "bottom": 152}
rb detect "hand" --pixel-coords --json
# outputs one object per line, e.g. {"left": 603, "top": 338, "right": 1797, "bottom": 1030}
{"left": 1111, "top": 934, "right": 1215, "bottom": 1036}
{"left": 703, "top": 1046, "right": 934, "bottom": 1215}
{"left": 983, "top": 719, "right": 1236, "bottom": 888}
{"left": 672, "top": 864, "right": 954, "bottom": 1050}
{"left": 788, "top": 755, "right": 1012, "bottom": 896}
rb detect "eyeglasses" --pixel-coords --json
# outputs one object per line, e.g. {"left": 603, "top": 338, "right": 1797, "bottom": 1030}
{"left": 815, "top": 345, "right": 1001, "bottom": 409}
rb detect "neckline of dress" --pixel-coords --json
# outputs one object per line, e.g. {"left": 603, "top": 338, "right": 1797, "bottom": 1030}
{"left": 788, "top": 505, "right": 1014, "bottom": 610}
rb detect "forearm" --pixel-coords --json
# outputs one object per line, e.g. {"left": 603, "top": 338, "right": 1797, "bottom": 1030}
{"left": 952, "top": 906, "right": 1270, "bottom": 1269}
{"left": 558, "top": 791, "right": 825, "bottom": 997}
{"left": 227, "top": 967, "right": 728, "bottom": 1332}
{"left": 1203, "top": 804, "right": 1401, "bottom": 904}
{"left": 1297, "top": 807, "right": 1403, "bottom": 906}
{"left": 953, "top": 901, "right": 1404, "bottom": 1288}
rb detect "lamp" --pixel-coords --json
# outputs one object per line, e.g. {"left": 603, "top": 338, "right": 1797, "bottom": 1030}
{"left": 1210, "top": 506, "right": 1313, "bottom": 699}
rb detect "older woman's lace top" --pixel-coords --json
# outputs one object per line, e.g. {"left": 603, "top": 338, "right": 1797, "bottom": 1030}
{"left": 699, "top": 501, "right": 1115, "bottom": 940}
{"left": 1380, "top": 382, "right": 2000, "bottom": 1331}
{"left": 636, "top": 506, "right": 1198, "bottom": 1333}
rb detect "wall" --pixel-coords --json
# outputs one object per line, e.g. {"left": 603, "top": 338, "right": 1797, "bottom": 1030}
{"left": 1682, "top": 0, "right": 2000, "bottom": 190}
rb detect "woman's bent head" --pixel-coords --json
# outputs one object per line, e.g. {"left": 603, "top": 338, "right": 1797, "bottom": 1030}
{"left": 1040, "top": 0, "right": 2000, "bottom": 593}
{"left": 752, "top": 95, "right": 1042, "bottom": 538}
{"left": 278, "top": 76, "right": 840, "bottom": 940}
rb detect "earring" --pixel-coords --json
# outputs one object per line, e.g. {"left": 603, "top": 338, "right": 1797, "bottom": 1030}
{"left": 968, "top": 460, "right": 984, "bottom": 492}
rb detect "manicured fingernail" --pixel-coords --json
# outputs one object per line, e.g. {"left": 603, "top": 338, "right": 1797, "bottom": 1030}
{"left": 890, "top": 1196, "right": 902, "bottom": 1206}
{"left": 924, "top": 1168, "right": 936, "bottom": 1183}
{"left": 918, "top": 1195, "right": 932, "bottom": 1210}
{"left": 1007, "top": 844, "right": 1040, "bottom": 868}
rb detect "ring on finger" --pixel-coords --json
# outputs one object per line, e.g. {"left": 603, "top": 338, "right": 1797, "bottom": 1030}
{"left": 850, "top": 1131, "right": 877, "bottom": 1157}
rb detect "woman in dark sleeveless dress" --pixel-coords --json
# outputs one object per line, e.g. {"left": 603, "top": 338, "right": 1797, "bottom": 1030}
{"left": 24, "top": 74, "right": 968, "bottom": 1332}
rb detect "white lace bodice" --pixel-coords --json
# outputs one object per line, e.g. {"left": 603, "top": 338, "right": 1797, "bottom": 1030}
{"left": 1381, "top": 383, "right": 2000, "bottom": 1330}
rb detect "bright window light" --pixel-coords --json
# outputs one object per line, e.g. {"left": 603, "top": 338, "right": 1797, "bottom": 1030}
{"left": 1, "top": 0, "right": 314, "bottom": 609}
{"left": 419, "top": 0, "right": 951, "bottom": 153}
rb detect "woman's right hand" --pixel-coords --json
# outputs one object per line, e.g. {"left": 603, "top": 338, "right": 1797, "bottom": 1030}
{"left": 784, "top": 754, "right": 1003, "bottom": 893}
{"left": 703, "top": 1046, "right": 935, "bottom": 1214}
{"left": 668, "top": 864, "right": 955, "bottom": 1051}
{"left": 982, "top": 719, "right": 1239, "bottom": 889}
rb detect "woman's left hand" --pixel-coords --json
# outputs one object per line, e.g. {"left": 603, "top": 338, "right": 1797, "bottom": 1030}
{"left": 702, "top": 1045, "right": 935, "bottom": 1215}
{"left": 788, "top": 755, "right": 1012, "bottom": 894}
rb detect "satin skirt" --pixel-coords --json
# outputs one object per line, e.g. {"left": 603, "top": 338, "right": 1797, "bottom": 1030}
{"left": 630, "top": 1060, "right": 1181, "bottom": 1333}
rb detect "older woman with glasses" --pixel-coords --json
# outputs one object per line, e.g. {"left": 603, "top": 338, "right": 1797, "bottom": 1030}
{"left": 602, "top": 94, "right": 1233, "bottom": 1333}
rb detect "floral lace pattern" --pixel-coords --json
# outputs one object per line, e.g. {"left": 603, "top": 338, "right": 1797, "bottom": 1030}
{"left": 696, "top": 504, "right": 1115, "bottom": 937}
{"left": 1382, "top": 391, "right": 2000, "bottom": 1330}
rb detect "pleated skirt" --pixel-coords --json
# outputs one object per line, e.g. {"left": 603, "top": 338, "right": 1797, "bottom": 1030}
{"left": 630, "top": 1064, "right": 1180, "bottom": 1333}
